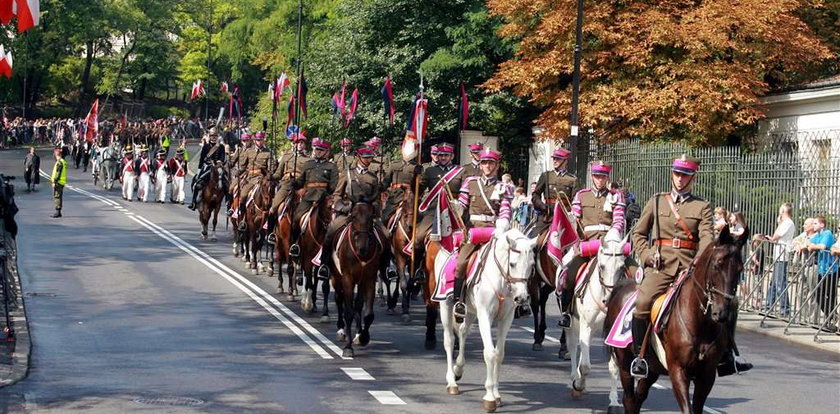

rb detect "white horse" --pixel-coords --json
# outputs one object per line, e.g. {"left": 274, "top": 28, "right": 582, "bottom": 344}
{"left": 437, "top": 229, "right": 538, "bottom": 413}
{"left": 566, "top": 229, "right": 627, "bottom": 404}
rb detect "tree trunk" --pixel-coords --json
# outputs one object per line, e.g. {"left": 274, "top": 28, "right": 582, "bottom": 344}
{"left": 102, "top": 35, "right": 137, "bottom": 117}
{"left": 78, "top": 40, "right": 95, "bottom": 117}
{"left": 138, "top": 73, "right": 147, "bottom": 101}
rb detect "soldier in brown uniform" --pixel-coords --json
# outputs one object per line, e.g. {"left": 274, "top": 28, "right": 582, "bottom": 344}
{"left": 629, "top": 155, "right": 752, "bottom": 378}
{"left": 365, "top": 137, "right": 387, "bottom": 182}
{"left": 531, "top": 148, "right": 578, "bottom": 236}
{"left": 382, "top": 152, "right": 422, "bottom": 224}
{"left": 413, "top": 144, "right": 462, "bottom": 279}
{"left": 269, "top": 133, "right": 311, "bottom": 228}
{"left": 460, "top": 142, "right": 484, "bottom": 179}
{"left": 452, "top": 149, "right": 514, "bottom": 321}
{"left": 234, "top": 132, "right": 275, "bottom": 229}
{"left": 557, "top": 161, "right": 625, "bottom": 327}
{"left": 317, "top": 148, "right": 388, "bottom": 280}
{"left": 274, "top": 138, "right": 338, "bottom": 250}
{"left": 226, "top": 132, "right": 252, "bottom": 214}
{"left": 334, "top": 138, "right": 355, "bottom": 175}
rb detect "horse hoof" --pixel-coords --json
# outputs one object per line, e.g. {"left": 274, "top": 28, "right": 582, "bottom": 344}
{"left": 455, "top": 373, "right": 462, "bottom": 381}
{"left": 287, "top": 294, "right": 297, "bottom": 302}
{"left": 446, "top": 386, "right": 459, "bottom": 395}
{"left": 276, "top": 287, "right": 285, "bottom": 294}
{"left": 386, "top": 308, "right": 395, "bottom": 316}
{"left": 532, "top": 343, "right": 544, "bottom": 351}
{"left": 252, "top": 268, "right": 258, "bottom": 275}
{"left": 353, "top": 333, "right": 361, "bottom": 345}
{"left": 336, "top": 329, "right": 346, "bottom": 342}
{"left": 359, "top": 332, "right": 370, "bottom": 347}
{"left": 424, "top": 338, "right": 436, "bottom": 350}
{"left": 607, "top": 406, "right": 624, "bottom": 414}
{"left": 342, "top": 348, "right": 354, "bottom": 358}
{"left": 319, "top": 315, "right": 330, "bottom": 324}
{"left": 570, "top": 388, "right": 584, "bottom": 399}
{"left": 400, "top": 314, "right": 411, "bottom": 324}
{"left": 482, "top": 399, "right": 497, "bottom": 413}
{"left": 495, "top": 398, "right": 502, "bottom": 407}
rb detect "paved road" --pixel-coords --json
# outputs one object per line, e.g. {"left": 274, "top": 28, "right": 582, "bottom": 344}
{"left": 0, "top": 148, "right": 838, "bottom": 413}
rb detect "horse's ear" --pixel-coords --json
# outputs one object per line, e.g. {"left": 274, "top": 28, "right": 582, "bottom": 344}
{"left": 716, "top": 224, "right": 733, "bottom": 246}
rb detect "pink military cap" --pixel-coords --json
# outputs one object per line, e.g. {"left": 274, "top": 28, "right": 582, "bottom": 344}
{"left": 469, "top": 142, "right": 484, "bottom": 153}
{"left": 438, "top": 143, "right": 454, "bottom": 155}
{"left": 591, "top": 161, "right": 611, "bottom": 176}
{"left": 312, "top": 138, "right": 331, "bottom": 151}
{"left": 552, "top": 148, "right": 572, "bottom": 159}
{"left": 479, "top": 149, "right": 501, "bottom": 162}
{"left": 672, "top": 154, "right": 700, "bottom": 175}
{"left": 240, "top": 133, "right": 252, "bottom": 141}
{"left": 357, "top": 148, "right": 376, "bottom": 158}
{"left": 430, "top": 145, "right": 441, "bottom": 155}
{"left": 254, "top": 131, "right": 266, "bottom": 139}
{"left": 289, "top": 132, "right": 307, "bottom": 142}
{"left": 340, "top": 138, "right": 352, "bottom": 146}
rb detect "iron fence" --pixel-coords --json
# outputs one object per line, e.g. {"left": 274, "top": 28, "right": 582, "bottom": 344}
{"left": 595, "top": 129, "right": 840, "bottom": 238}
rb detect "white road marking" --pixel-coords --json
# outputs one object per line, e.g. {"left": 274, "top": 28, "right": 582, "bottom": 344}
{"left": 519, "top": 326, "right": 561, "bottom": 343}
{"left": 652, "top": 383, "right": 667, "bottom": 390}
{"left": 341, "top": 367, "right": 375, "bottom": 381}
{"left": 368, "top": 391, "right": 406, "bottom": 405}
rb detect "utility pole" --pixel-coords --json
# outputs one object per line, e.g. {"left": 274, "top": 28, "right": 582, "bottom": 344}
{"left": 205, "top": 1, "right": 213, "bottom": 125}
{"left": 569, "top": 0, "right": 584, "bottom": 174}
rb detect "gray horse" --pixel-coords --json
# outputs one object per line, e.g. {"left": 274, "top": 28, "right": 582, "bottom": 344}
{"left": 95, "top": 144, "right": 119, "bottom": 190}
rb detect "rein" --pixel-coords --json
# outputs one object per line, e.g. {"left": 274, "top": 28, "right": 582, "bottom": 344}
{"left": 344, "top": 203, "right": 381, "bottom": 268}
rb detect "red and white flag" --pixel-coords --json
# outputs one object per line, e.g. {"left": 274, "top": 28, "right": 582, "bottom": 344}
{"left": 12, "top": 0, "right": 39, "bottom": 33}
{"left": 83, "top": 98, "right": 99, "bottom": 143}
{"left": 0, "top": 0, "right": 14, "bottom": 25}
{"left": 0, "top": 45, "right": 12, "bottom": 79}
{"left": 220, "top": 81, "right": 229, "bottom": 94}
{"left": 273, "top": 72, "right": 289, "bottom": 103}
{"left": 190, "top": 80, "right": 205, "bottom": 100}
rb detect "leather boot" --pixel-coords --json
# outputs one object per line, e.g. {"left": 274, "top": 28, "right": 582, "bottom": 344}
{"left": 557, "top": 289, "right": 573, "bottom": 327}
{"left": 453, "top": 277, "right": 466, "bottom": 323}
{"left": 51, "top": 209, "right": 62, "bottom": 218}
{"left": 630, "top": 316, "right": 649, "bottom": 378}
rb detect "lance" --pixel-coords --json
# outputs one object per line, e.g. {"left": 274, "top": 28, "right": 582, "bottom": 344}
{"left": 409, "top": 72, "right": 425, "bottom": 280}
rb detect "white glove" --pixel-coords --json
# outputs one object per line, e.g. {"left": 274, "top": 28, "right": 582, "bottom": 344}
{"left": 494, "top": 219, "right": 510, "bottom": 237}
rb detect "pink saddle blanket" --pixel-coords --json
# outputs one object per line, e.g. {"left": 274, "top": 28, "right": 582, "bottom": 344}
{"left": 431, "top": 245, "right": 485, "bottom": 302}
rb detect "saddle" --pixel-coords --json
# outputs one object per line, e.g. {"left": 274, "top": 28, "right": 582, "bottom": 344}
{"left": 431, "top": 238, "right": 494, "bottom": 302}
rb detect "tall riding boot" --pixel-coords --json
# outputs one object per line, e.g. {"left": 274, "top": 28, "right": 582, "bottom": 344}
{"left": 718, "top": 312, "right": 753, "bottom": 376}
{"left": 317, "top": 248, "right": 331, "bottom": 281}
{"left": 289, "top": 226, "right": 301, "bottom": 258}
{"left": 630, "top": 316, "right": 649, "bottom": 378}
{"left": 453, "top": 277, "right": 467, "bottom": 323}
{"left": 51, "top": 208, "right": 62, "bottom": 218}
{"left": 188, "top": 188, "right": 200, "bottom": 210}
{"left": 557, "top": 289, "right": 573, "bottom": 327}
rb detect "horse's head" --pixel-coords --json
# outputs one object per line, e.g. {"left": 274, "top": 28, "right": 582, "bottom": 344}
{"left": 598, "top": 229, "right": 628, "bottom": 288}
{"left": 698, "top": 224, "right": 749, "bottom": 324}
{"left": 496, "top": 228, "right": 539, "bottom": 306}
{"left": 350, "top": 202, "right": 376, "bottom": 257}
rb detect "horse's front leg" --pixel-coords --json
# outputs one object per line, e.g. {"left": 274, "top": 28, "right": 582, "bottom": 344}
{"left": 691, "top": 366, "right": 717, "bottom": 414}
{"left": 440, "top": 303, "right": 459, "bottom": 394}
{"left": 476, "top": 306, "right": 499, "bottom": 412}
{"left": 492, "top": 300, "right": 516, "bottom": 407}
{"left": 424, "top": 304, "right": 438, "bottom": 350}
{"left": 341, "top": 282, "right": 356, "bottom": 358}
{"left": 607, "top": 351, "right": 623, "bottom": 414}
{"left": 320, "top": 273, "right": 331, "bottom": 323}
{"left": 358, "top": 276, "right": 375, "bottom": 347}
{"left": 568, "top": 317, "right": 583, "bottom": 397}
{"left": 669, "top": 366, "right": 693, "bottom": 413}
{"left": 398, "top": 255, "right": 411, "bottom": 322}
{"left": 575, "top": 311, "right": 594, "bottom": 394}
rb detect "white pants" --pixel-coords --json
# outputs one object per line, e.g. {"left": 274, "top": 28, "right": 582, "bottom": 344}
{"left": 172, "top": 176, "right": 185, "bottom": 202}
{"left": 155, "top": 170, "right": 168, "bottom": 202}
{"left": 138, "top": 172, "right": 151, "bottom": 202}
{"left": 122, "top": 172, "right": 136, "bottom": 200}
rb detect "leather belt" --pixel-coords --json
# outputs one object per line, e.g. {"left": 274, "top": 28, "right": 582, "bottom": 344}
{"left": 654, "top": 238, "right": 698, "bottom": 250}
{"left": 584, "top": 224, "right": 611, "bottom": 233}
{"left": 390, "top": 183, "right": 411, "bottom": 190}
{"left": 470, "top": 214, "right": 496, "bottom": 223}
{"left": 305, "top": 182, "right": 328, "bottom": 189}
{"left": 249, "top": 169, "right": 263, "bottom": 175}
{"left": 545, "top": 198, "right": 556, "bottom": 204}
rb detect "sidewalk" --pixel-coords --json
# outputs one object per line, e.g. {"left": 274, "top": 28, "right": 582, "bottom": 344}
{"left": 738, "top": 311, "right": 840, "bottom": 355}
{"left": 0, "top": 234, "right": 30, "bottom": 388}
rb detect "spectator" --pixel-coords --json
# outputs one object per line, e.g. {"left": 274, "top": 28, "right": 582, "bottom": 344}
{"left": 729, "top": 212, "right": 746, "bottom": 237}
{"left": 623, "top": 188, "right": 641, "bottom": 232}
{"left": 808, "top": 216, "right": 837, "bottom": 328}
{"left": 23, "top": 147, "right": 40, "bottom": 192}
{"left": 765, "top": 203, "right": 795, "bottom": 315}
{"left": 714, "top": 207, "right": 729, "bottom": 235}
{"left": 748, "top": 234, "right": 766, "bottom": 304}
{"left": 501, "top": 173, "right": 515, "bottom": 193}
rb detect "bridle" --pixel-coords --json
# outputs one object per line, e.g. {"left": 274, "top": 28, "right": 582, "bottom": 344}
{"left": 690, "top": 246, "right": 737, "bottom": 316}
{"left": 346, "top": 202, "right": 381, "bottom": 268}
{"left": 492, "top": 235, "right": 531, "bottom": 287}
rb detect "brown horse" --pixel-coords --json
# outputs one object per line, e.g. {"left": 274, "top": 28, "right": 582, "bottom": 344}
{"left": 331, "top": 202, "right": 383, "bottom": 357}
{"left": 421, "top": 239, "right": 444, "bottom": 350}
{"left": 529, "top": 228, "right": 571, "bottom": 358}
{"left": 299, "top": 196, "right": 333, "bottom": 322}
{"left": 230, "top": 181, "right": 246, "bottom": 258}
{"left": 269, "top": 191, "right": 301, "bottom": 299}
{"left": 199, "top": 161, "right": 225, "bottom": 241}
{"left": 604, "top": 225, "right": 748, "bottom": 414}
{"left": 243, "top": 176, "right": 274, "bottom": 274}
{"left": 384, "top": 193, "right": 416, "bottom": 322}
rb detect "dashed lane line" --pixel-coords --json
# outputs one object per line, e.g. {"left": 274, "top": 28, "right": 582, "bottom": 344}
{"left": 652, "top": 382, "right": 724, "bottom": 414}
{"left": 519, "top": 325, "right": 561, "bottom": 343}
{"left": 341, "top": 368, "right": 375, "bottom": 381}
{"left": 368, "top": 391, "right": 406, "bottom": 405}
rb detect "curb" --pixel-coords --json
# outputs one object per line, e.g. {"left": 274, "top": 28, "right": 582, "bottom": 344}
{"left": 0, "top": 239, "right": 31, "bottom": 388}
{"left": 737, "top": 312, "right": 840, "bottom": 356}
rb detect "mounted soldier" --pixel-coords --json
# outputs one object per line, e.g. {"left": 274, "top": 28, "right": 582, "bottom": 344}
{"left": 557, "top": 161, "right": 625, "bottom": 328}
{"left": 189, "top": 130, "right": 227, "bottom": 210}
{"left": 120, "top": 146, "right": 136, "bottom": 201}
{"left": 629, "top": 155, "right": 752, "bottom": 378}
{"left": 530, "top": 148, "right": 578, "bottom": 236}
{"left": 152, "top": 149, "right": 170, "bottom": 203}
{"left": 382, "top": 146, "right": 422, "bottom": 226}
{"left": 460, "top": 142, "right": 484, "bottom": 179}
{"left": 452, "top": 149, "right": 513, "bottom": 322}
{"left": 317, "top": 147, "right": 389, "bottom": 280}
{"left": 278, "top": 138, "right": 338, "bottom": 250}
{"left": 333, "top": 138, "right": 355, "bottom": 174}
{"left": 227, "top": 132, "right": 252, "bottom": 213}
{"left": 168, "top": 148, "right": 188, "bottom": 204}
{"left": 365, "top": 137, "right": 387, "bottom": 181}
{"left": 268, "top": 133, "right": 311, "bottom": 254}
{"left": 232, "top": 132, "right": 275, "bottom": 230}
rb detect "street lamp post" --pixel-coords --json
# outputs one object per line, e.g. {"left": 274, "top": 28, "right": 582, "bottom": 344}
{"left": 569, "top": 0, "right": 584, "bottom": 174}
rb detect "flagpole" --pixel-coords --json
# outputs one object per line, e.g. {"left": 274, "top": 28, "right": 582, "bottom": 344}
{"left": 291, "top": 0, "right": 304, "bottom": 181}
{"left": 409, "top": 72, "right": 425, "bottom": 281}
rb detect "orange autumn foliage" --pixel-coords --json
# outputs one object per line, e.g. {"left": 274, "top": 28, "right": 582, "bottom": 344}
{"left": 484, "top": 0, "right": 834, "bottom": 144}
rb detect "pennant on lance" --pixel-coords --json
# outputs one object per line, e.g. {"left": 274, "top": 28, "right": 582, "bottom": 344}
{"left": 381, "top": 77, "right": 395, "bottom": 126}
{"left": 458, "top": 82, "right": 469, "bottom": 131}
{"left": 13, "top": 0, "right": 39, "bottom": 33}
{"left": 83, "top": 98, "right": 99, "bottom": 143}
{"left": 343, "top": 88, "right": 358, "bottom": 128}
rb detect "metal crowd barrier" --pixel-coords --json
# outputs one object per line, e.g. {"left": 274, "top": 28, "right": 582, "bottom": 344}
{"left": 738, "top": 238, "right": 840, "bottom": 342}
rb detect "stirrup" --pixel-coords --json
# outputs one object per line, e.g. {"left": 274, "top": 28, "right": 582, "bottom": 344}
{"left": 227, "top": 208, "right": 235, "bottom": 216}
{"left": 557, "top": 312, "right": 572, "bottom": 328}
{"left": 387, "top": 268, "right": 398, "bottom": 282}
{"left": 289, "top": 244, "right": 301, "bottom": 258}
{"left": 630, "top": 357, "right": 648, "bottom": 379}
{"left": 267, "top": 233, "right": 276, "bottom": 245}
{"left": 453, "top": 301, "right": 467, "bottom": 323}
{"left": 515, "top": 304, "right": 532, "bottom": 319}
{"left": 413, "top": 268, "right": 426, "bottom": 284}
{"left": 317, "top": 265, "right": 329, "bottom": 281}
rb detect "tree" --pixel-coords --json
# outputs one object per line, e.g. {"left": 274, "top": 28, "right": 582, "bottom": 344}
{"left": 486, "top": 0, "right": 836, "bottom": 145}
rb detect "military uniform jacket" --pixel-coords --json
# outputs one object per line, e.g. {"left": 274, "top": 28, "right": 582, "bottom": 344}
{"left": 420, "top": 163, "right": 461, "bottom": 195}
{"left": 631, "top": 192, "right": 714, "bottom": 277}
{"left": 532, "top": 169, "right": 577, "bottom": 211}
{"left": 457, "top": 176, "right": 513, "bottom": 227}
{"left": 199, "top": 143, "right": 226, "bottom": 166}
{"left": 573, "top": 187, "right": 626, "bottom": 240}
{"left": 460, "top": 161, "right": 481, "bottom": 179}
{"left": 333, "top": 166, "right": 381, "bottom": 204}
{"left": 295, "top": 159, "right": 338, "bottom": 202}
{"left": 334, "top": 152, "right": 356, "bottom": 174}
{"left": 368, "top": 157, "right": 388, "bottom": 181}
{"left": 273, "top": 150, "right": 311, "bottom": 181}
{"left": 383, "top": 160, "right": 421, "bottom": 199}
{"left": 243, "top": 147, "right": 275, "bottom": 176}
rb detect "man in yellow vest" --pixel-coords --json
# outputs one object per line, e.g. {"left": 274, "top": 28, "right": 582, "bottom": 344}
{"left": 51, "top": 146, "right": 68, "bottom": 218}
